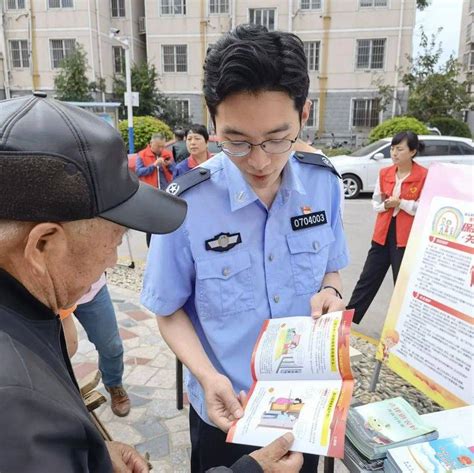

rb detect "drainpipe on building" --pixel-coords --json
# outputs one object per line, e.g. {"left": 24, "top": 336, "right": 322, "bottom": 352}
{"left": 318, "top": 0, "right": 331, "bottom": 137}
{"left": 87, "top": 1, "right": 97, "bottom": 87}
{"left": 231, "top": 0, "right": 236, "bottom": 30}
{"left": 392, "top": 0, "right": 405, "bottom": 117}
{"left": 288, "top": 0, "right": 293, "bottom": 32}
{"left": 95, "top": 0, "right": 106, "bottom": 102}
{"left": 0, "top": 7, "right": 12, "bottom": 98}
{"left": 200, "top": 0, "right": 208, "bottom": 125}
{"left": 28, "top": 0, "right": 39, "bottom": 91}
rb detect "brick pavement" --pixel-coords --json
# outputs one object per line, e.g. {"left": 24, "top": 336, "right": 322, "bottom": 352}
{"left": 72, "top": 283, "right": 347, "bottom": 473}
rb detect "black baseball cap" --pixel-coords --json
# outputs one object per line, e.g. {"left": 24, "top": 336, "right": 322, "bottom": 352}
{"left": 0, "top": 94, "right": 186, "bottom": 234}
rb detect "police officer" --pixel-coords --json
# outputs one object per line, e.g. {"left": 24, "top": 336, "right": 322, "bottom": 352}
{"left": 141, "top": 24, "right": 349, "bottom": 473}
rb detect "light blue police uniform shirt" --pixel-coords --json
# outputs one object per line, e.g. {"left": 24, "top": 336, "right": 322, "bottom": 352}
{"left": 141, "top": 151, "right": 349, "bottom": 425}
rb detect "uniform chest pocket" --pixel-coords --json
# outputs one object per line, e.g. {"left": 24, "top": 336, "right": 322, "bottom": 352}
{"left": 286, "top": 226, "right": 335, "bottom": 295}
{"left": 195, "top": 251, "right": 255, "bottom": 318}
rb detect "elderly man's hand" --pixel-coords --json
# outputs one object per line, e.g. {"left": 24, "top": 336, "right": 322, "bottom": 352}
{"left": 202, "top": 373, "right": 244, "bottom": 432}
{"left": 249, "top": 433, "right": 304, "bottom": 472}
{"left": 106, "top": 441, "right": 149, "bottom": 473}
{"left": 310, "top": 289, "right": 345, "bottom": 319}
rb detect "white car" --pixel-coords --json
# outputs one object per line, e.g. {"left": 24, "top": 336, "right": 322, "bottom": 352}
{"left": 330, "top": 135, "right": 474, "bottom": 199}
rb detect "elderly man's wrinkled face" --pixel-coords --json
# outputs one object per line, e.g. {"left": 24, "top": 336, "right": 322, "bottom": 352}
{"left": 150, "top": 138, "right": 166, "bottom": 155}
{"left": 58, "top": 219, "right": 126, "bottom": 306}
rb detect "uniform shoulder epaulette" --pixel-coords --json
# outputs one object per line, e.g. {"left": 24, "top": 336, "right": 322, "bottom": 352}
{"left": 293, "top": 151, "right": 341, "bottom": 178}
{"left": 166, "top": 167, "right": 211, "bottom": 196}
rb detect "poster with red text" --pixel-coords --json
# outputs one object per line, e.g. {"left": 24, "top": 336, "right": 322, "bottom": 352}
{"left": 377, "top": 164, "right": 474, "bottom": 408}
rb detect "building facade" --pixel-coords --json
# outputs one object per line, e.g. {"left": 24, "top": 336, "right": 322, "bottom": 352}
{"left": 458, "top": 0, "right": 474, "bottom": 132}
{"left": 0, "top": 0, "right": 146, "bottom": 99}
{"left": 144, "top": 0, "right": 415, "bottom": 142}
{"left": 0, "top": 0, "right": 416, "bottom": 142}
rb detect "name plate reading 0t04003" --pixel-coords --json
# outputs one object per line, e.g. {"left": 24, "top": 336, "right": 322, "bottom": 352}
{"left": 291, "top": 211, "right": 327, "bottom": 231}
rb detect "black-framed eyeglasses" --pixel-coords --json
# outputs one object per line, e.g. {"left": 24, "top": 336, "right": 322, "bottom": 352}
{"left": 218, "top": 135, "right": 299, "bottom": 158}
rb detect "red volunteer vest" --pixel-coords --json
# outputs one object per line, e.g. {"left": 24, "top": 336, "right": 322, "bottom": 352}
{"left": 372, "top": 162, "right": 428, "bottom": 247}
{"left": 137, "top": 145, "right": 173, "bottom": 188}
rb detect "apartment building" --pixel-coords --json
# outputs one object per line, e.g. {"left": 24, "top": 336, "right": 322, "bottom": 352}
{"left": 459, "top": 0, "right": 474, "bottom": 131}
{"left": 144, "top": 0, "right": 416, "bottom": 141}
{"left": 0, "top": 0, "right": 146, "bottom": 99}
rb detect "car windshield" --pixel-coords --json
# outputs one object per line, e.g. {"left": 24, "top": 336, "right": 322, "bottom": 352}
{"left": 351, "top": 139, "right": 389, "bottom": 157}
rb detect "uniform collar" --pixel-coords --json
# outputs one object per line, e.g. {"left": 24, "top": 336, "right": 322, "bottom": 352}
{"left": 0, "top": 268, "right": 57, "bottom": 321}
{"left": 223, "top": 154, "right": 306, "bottom": 212}
{"left": 223, "top": 157, "right": 260, "bottom": 212}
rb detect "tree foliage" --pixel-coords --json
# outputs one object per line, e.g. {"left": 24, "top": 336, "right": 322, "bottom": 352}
{"left": 402, "top": 28, "right": 471, "bottom": 123}
{"left": 54, "top": 44, "right": 94, "bottom": 102}
{"left": 369, "top": 116, "right": 428, "bottom": 143}
{"left": 119, "top": 116, "right": 173, "bottom": 152}
{"left": 428, "top": 117, "right": 472, "bottom": 138}
{"left": 113, "top": 62, "right": 190, "bottom": 129}
{"left": 416, "top": 0, "right": 430, "bottom": 10}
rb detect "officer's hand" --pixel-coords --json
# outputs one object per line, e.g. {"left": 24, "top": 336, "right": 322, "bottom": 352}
{"left": 202, "top": 373, "right": 244, "bottom": 432}
{"left": 106, "top": 441, "right": 149, "bottom": 473}
{"left": 249, "top": 433, "right": 303, "bottom": 473}
{"left": 311, "top": 290, "right": 345, "bottom": 318}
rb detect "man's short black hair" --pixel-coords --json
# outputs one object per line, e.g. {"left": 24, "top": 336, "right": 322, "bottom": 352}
{"left": 203, "top": 24, "right": 309, "bottom": 122}
{"left": 186, "top": 124, "right": 209, "bottom": 142}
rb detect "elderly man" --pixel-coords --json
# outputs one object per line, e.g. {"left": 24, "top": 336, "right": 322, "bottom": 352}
{"left": 0, "top": 94, "right": 302, "bottom": 473}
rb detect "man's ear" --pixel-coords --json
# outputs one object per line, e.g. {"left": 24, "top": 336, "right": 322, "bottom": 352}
{"left": 24, "top": 223, "right": 66, "bottom": 277}
{"left": 300, "top": 99, "right": 312, "bottom": 128}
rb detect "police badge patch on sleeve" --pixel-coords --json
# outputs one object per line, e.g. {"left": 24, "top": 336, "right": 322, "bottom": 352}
{"left": 205, "top": 232, "right": 242, "bottom": 252}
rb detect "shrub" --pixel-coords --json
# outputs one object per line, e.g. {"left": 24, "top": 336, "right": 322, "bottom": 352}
{"left": 428, "top": 116, "right": 472, "bottom": 138}
{"left": 119, "top": 116, "right": 173, "bottom": 152}
{"left": 369, "top": 116, "right": 428, "bottom": 143}
{"left": 322, "top": 148, "right": 352, "bottom": 157}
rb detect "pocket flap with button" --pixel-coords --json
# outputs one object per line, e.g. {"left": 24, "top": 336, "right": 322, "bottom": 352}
{"left": 196, "top": 251, "right": 252, "bottom": 280}
{"left": 286, "top": 226, "right": 335, "bottom": 254}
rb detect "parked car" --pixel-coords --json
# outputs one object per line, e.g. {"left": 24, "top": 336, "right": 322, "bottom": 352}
{"left": 330, "top": 135, "right": 474, "bottom": 199}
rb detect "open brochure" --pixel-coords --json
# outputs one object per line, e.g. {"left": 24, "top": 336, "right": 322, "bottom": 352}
{"left": 227, "top": 310, "right": 354, "bottom": 457}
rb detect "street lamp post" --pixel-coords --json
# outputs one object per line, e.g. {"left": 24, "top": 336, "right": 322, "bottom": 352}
{"left": 110, "top": 30, "right": 134, "bottom": 154}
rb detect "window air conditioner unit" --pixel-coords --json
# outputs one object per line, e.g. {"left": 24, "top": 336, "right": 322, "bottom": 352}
{"left": 138, "top": 16, "right": 146, "bottom": 34}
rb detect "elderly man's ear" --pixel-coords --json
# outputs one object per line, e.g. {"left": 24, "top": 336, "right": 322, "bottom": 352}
{"left": 23, "top": 223, "right": 68, "bottom": 277}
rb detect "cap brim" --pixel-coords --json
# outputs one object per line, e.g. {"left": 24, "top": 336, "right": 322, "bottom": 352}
{"left": 100, "top": 182, "right": 187, "bottom": 234}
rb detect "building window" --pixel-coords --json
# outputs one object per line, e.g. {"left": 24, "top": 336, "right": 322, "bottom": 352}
{"left": 300, "top": 0, "right": 321, "bottom": 9}
{"left": 466, "top": 23, "right": 472, "bottom": 43}
{"left": 48, "top": 0, "right": 74, "bottom": 7}
{"left": 111, "top": 0, "right": 125, "bottom": 17}
{"left": 9, "top": 40, "right": 29, "bottom": 68}
{"left": 304, "top": 41, "right": 320, "bottom": 71}
{"left": 162, "top": 45, "right": 188, "bottom": 73}
{"left": 249, "top": 8, "right": 276, "bottom": 31}
{"left": 7, "top": 0, "right": 25, "bottom": 9}
{"left": 112, "top": 46, "right": 125, "bottom": 74}
{"left": 171, "top": 99, "right": 190, "bottom": 122}
{"left": 50, "top": 39, "right": 76, "bottom": 68}
{"left": 356, "top": 38, "right": 385, "bottom": 69}
{"left": 360, "top": 0, "right": 388, "bottom": 6}
{"left": 352, "top": 98, "right": 380, "bottom": 127}
{"left": 161, "top": 0, "right": 186, "bottom": 15}
{"left": 209, "top": 0, "right": 229, "bottom": 14}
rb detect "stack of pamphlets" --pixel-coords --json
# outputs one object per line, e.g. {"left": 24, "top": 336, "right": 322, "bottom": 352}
{"left": 343, "top": 439, "right": 385, "bottom": 472}
{"left": 384, "top": 436, "right": 474, "bottom": 472}
{"left": 345, "top": 397, "right": 438, "bottom": 461}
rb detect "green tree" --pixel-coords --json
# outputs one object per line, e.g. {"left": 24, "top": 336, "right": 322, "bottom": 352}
{"left": 402, "top": 28, "right": 471, "bottom": 123}
{"left": 113, "top": 62, "right": 189, "bottom": 128}
{"left": 54, "top": 44, "right": 93, "bottom": 102}
{"left": 416, "top": 0, "right": 430, "bottom": 10}
{"left": 118, "top": 116, "right": 173, "bottom": 152}
{"left": 369, "top": 116, "right": 428, "bottom": 143}
{"left": 428, "top": 117, "right": 472, "bottom": 138}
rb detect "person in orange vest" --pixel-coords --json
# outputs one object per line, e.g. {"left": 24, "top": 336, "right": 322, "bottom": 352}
{"left": 135, "top": 133, "right": 174, "bottom": 190}
{"left": 347, "top": 131, "right": 428, "bottom": 324}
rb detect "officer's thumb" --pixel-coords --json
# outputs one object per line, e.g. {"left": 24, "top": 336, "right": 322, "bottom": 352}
{"left": 222, "top": 389, "right": 243, "bottom": 419}
{"left": 266, "top": 433, "right": 295, "bottom": 461}
{"left": 311, "top": 298, "right": 324, "bottom": 319}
